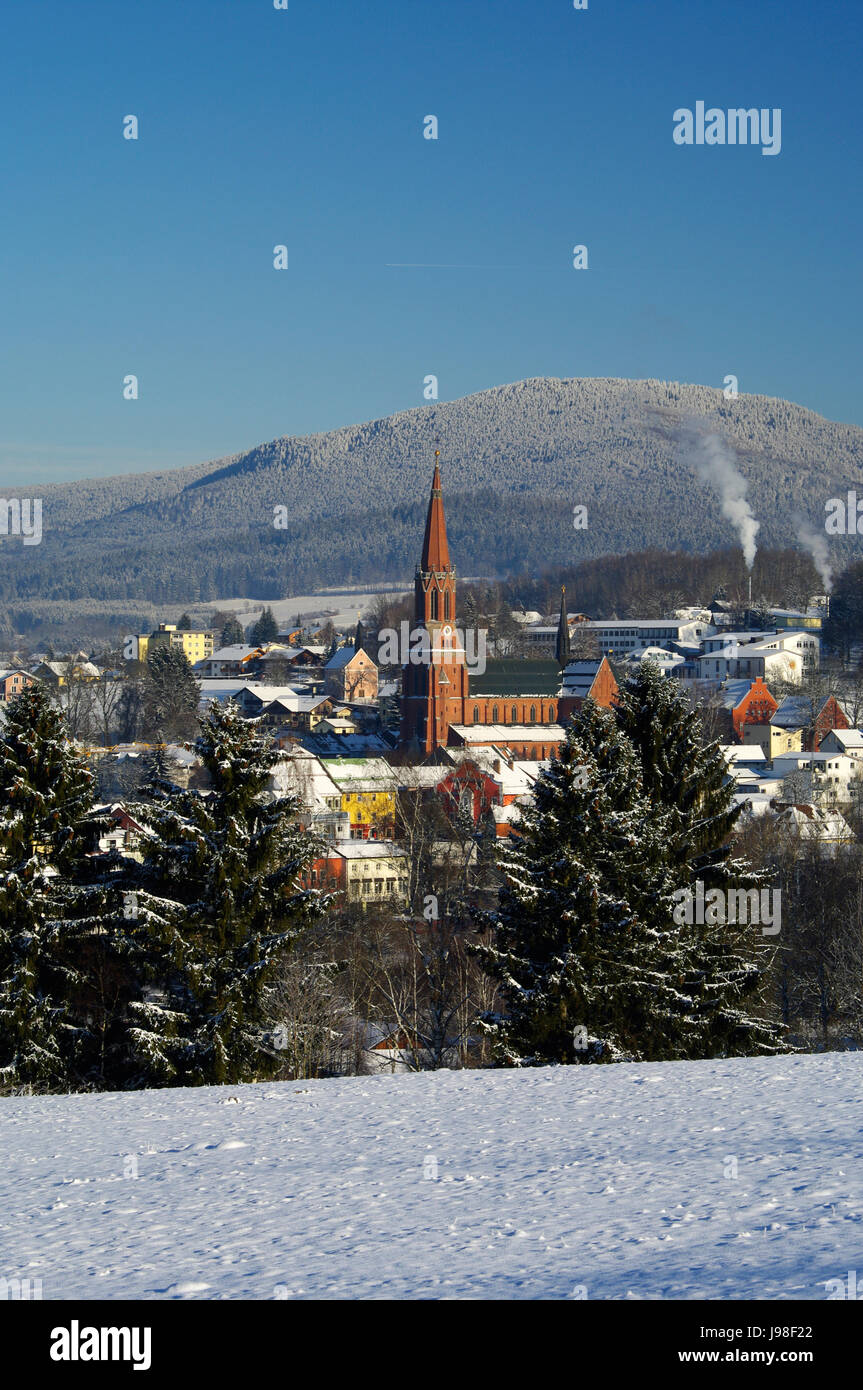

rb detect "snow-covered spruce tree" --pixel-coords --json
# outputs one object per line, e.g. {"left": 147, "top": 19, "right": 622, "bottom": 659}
{"left": 142, "top": 646, "right": 199, "bottom": 741}
{"left": 0, "top": 684, "right": 96, "bottom": 1088}
{"left": 131, "top": 701, "right": 327, "bottom": 1087}
{"left": 613, "top": 661, "right": 785, "bottom": 1056}
{"left": 613, "top": 660, "right": 744, "bottom": 886}
{"left": 477, "top": 702, "right": 692, "bottom": 1065}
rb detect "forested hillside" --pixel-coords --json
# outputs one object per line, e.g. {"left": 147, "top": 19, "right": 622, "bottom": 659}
{"left": 2, "top": 378, "right": 861, "bottom": 616}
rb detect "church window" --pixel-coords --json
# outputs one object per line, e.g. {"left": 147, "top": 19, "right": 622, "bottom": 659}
{"left": 492, "top": 705, "right": 499, "bottom": 723}
{"left": 444, "top": 591, "right": 450, "bottom": 620}
{"left": 473, "top": 706, "right": 479, "bottom": 722}
{"left": 430, "top": 589, "right": 438, "bottom": 620}
{"left": 511, "top": 706, "right": 517, "bottom": 723}
{"left": 530, "top": 705, "right": 536, "bottom": 722}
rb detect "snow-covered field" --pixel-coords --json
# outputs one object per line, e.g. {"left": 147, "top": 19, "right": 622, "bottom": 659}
{"left": 2, "top": 1054, "right": 861, "bottom": 1300}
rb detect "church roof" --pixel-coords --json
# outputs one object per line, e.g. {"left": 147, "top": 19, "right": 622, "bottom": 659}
{"left": 470, "top": 659, "right": 561, "bottom": 696}
{"left": 450, "top": 723, "right": 565, "bottom": 743}
{"left": 420, "top": 461, "right": 451, "bottom": 572}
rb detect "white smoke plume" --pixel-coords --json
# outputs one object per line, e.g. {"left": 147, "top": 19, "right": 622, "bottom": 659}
{"left": 794, "top": 512, "right": 833, "bottom": 593}
{"left": 685, "top": 427, "right": 760, "bottom": 570}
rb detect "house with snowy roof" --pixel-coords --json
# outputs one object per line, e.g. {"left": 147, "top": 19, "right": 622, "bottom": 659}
{"left": 0, "top": 668, "right": 35, "bottom": 702}
{"left": 711, "top": 677, "right": 778, "bottom": 742}
{"left": 193, "top": 644, "right": 262, "bottom": 678}
{"left": 324, "top": 645, "right": 378, "bottom": 703}
{"left": 768, "top": 693, "right": 849, "bottom": 752}
{"left": 819, "top": 727, "right": 863, "bottom": 759}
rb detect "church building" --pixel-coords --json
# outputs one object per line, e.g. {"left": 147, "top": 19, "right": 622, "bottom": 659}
{"left": 399, "top": 458, "right": 617, "bottom": 759}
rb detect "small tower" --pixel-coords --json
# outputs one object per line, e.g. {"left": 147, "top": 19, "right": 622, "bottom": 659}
{"left": 554, "top": 586, "right": 571, "bottom": 669}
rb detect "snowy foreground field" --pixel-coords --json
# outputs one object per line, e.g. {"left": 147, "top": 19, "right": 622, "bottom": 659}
{"left": 2, "top": 1053, "right": 862, "bottom": 1301}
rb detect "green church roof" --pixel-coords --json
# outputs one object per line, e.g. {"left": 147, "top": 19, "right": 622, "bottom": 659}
{"left": 470, "top": 659, "right": 561, "bottom": 697}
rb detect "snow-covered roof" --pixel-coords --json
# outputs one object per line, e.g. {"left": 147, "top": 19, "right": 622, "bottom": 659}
{"left": 202, "top": 645, "right": 260, "bottom": 662}
{"left": 323, "top": 757, "right": 398, "bottom": 788}
{"left": 324, "top": 646, "right": 362, "bottom": 670}
{"left": 331, "top": 841, "right": 407, "bottom": 861}
{"left": 721, "top": 744, "right": 767, "bottom": 765}
{"left": 441, "top": 746, "right": 537, "bottom": 797}
{"left": 770, "top": 695, "right": 813, "bottom": 728}
{"left": 714, "top": 679, "right": 761, "bottom": 709}
{"left": 449, "top": 724, "right": 565, "bottom": 743}
{"left": 561, "top": 660, "right": 605, "bottom": 698}
{"left": 267, "top": 754, "right": 341, "bottom": 807}
{"left": 773, "top": 803, "right": 855, "bottom": 843}
{"left": 823, "top": 728, "right": 863, "bottom": 750}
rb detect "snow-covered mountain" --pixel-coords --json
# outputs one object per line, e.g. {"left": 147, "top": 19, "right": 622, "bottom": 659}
{"left": 3, "top": 378, "right": 862, "bottom": 606}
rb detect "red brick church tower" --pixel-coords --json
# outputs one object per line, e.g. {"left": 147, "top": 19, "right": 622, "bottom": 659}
{"left": 399, "top": 454, "right": 469, "bottom": 754}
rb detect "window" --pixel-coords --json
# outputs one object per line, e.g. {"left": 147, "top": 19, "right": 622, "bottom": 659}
{"left": 473, "top": 706, "right": 479, "bottom": 722}
{"left": 492, "top": 705, "right": 499, "bottom": 722}
{"left": 530, "top": 705, "right": 536, "bottom": 722}
{"left": 444, "top": 591, "right": 450, "bottom": 620}
{"left": 511, "top": 705, "right": 517, "bottom": 722}
{"left": 430, "top": 589, "right": 438, "bottom": 620}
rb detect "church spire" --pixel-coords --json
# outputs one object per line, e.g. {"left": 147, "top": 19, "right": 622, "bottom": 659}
{"left": 555, "top": 585, "right": 571, "bottom": 668}
{"left": 421, "top": 451, "right": 451, "bottom": 573}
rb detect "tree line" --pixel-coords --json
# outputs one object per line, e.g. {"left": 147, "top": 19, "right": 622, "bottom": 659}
{"left": 1, "top": 668, "right": 801, "bottom": 1094}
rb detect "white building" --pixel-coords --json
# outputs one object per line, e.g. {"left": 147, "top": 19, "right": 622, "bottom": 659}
{"left": 582, "top": 618, "right": 715, "bottom": 658}
{"left": 696, "top": 631, "right": 820, "bottom": 686}
{"left": 771, "top": 751, "right": 863, "bottom": 806}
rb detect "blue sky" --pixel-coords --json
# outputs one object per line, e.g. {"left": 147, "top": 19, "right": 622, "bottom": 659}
{"left": 1, "top": 0, "right": 860, "bottom": 484}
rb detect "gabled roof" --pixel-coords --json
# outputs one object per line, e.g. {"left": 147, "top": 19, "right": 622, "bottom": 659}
{"left": 204, "top": 645, "right": 260, "bottom": 663}
{"left": 325, "top": 646, "right": 364, "bottom": 670}
{"left": 824, "top": 728, "right": 863, "bottom": 750}
{"left": 715, "top": 678, "right": 765, "bottom": 710}
{"left": 561, "top": 659, "right": 606, "bottom": 699}
{"left": 770, "top": 694, "right": 814, "bottom": 729}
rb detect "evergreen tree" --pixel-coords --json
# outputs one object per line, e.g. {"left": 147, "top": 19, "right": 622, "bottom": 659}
{"left": 251, "top": 606, "right": 279, "bottom": 645}
{"left": 478, "top": 703, "right": 687, "bottom": 1065}
{"left": 479, "top": 692, "right": 784, "bottom": 1066}
{"left": 177, "top": 613, "right": 193, "bottom": 631}
{"left": 613, "top": 660, "right": 748, "bottom": 887}
{"left": 221, "top": 615, "right": 244, "bottom": 647}
{"left": 143, "top": 742, "right": 178, "bottom": 798}
{"left": 142, "top": 646, "right": 199, "bottom": 741}
{"left": 0, "top": 685, "right": 96, "bottom": 1087}
{"left": 130, "top": 702, "right": 326, "bottom": 1086}
{"left": 612, "top": 662, "right": 784, "bottom": 1056}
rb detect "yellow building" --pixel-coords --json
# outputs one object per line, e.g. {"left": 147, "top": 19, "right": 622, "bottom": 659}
{"left": 742, "top": 723, "right": 803, "bottom": 758}
{"left": 137, "top": 624, "right": 215, "bottom": 664}
{"left": 323, "top": 758, "right": 398, "bottom": 840}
